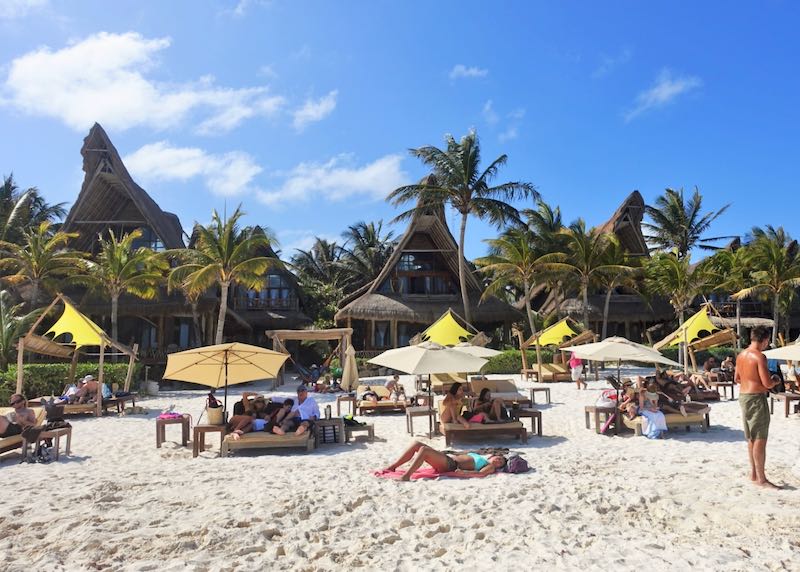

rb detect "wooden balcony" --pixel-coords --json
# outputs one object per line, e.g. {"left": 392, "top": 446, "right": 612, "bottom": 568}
{"left": 232, "top": 297, "right": 299, "bottom": 311}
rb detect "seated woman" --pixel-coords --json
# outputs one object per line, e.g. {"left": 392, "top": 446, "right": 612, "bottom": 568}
{"left": 638, "top": 381, "right": 668, "bottom": 438}
{"left": 439, "top": 382, "right": 470, "bottom": 429}
{"left": 268, "top": 398, "right": 294, "bottom": 435}
{"left": 0, "top": 394, "right": 36, "bottom": 438}
{"left": 228, "top": 392, "right": 273, "bottom": 439}
{"left": 383, "top": 440, "right": 507, "bottom": 481}
{"left": 465, "top": 388, "right": 506, "bottom": 422}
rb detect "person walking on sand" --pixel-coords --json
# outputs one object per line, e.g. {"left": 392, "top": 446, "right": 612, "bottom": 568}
{"left": 735, "top": 326, "right": 780, "bottom": 489}
{"left": 569, "top": 352, "right": 587, "bottom": 390}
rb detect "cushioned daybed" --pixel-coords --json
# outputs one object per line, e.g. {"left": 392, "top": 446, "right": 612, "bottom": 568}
{"left": 521, "top": 363, "right": 571, "bottom": 382}
{"left": 221, "top": 430, "right": 315, "bottom": 455}
{"left": 622, "top": 412, "right": 710, "bottom": 436}
{"left": 469, "top": 378, "right": 530, "bottom": 405}
{"left": 356, "top": 384, "right": 408, "bottom": 415}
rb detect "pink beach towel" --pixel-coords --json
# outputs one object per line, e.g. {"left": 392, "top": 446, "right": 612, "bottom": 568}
{"left": 373, "top": 468, "right": 496, "bottom": 480}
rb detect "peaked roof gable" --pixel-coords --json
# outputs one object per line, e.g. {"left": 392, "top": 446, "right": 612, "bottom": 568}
{"left": 63, "top": 123, "right": 185, "bottom": 251}
{"left": 596, "top": 190, "right": 649, "bottom": 256}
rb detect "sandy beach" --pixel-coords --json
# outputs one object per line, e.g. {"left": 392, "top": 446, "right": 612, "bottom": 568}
{"left": 2, "top": 373, "right": 799, "bottom": 572}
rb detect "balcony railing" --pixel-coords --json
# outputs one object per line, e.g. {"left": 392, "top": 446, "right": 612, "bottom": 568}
{"left": 232, "top": 297, "right": 299, "bottom": 311}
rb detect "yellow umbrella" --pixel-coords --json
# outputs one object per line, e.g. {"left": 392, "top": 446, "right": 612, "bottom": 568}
{"left": 163, "top": 342, "right": 289, "bottom": 413}
{"left": 341, "top": 345, "right": 360, "bottom": 392}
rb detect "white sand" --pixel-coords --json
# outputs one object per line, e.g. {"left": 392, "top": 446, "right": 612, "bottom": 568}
{"left": 2, "top": 372, "right": 800, "bottom": 571}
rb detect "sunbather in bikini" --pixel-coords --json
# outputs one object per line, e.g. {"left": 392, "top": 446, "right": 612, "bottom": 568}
{"left": 440, "top": 382, "right": 470, "bottom": 429}
{"left": 466, "top": 388, "right": 506, "bottom": 422}
{"left": 384, "top": 440, "right": 507, "bottom": 481}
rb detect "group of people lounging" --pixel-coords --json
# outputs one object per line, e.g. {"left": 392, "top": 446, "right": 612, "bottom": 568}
{"left": 440, "top": 382, "right": 510, "bottom": 428}
{"left": 0, "top": 393, "right": 36, "bottom": 439}
{"left": 48, "top": 374, "right": 112, "bottom": 405}
{"left": 226, "top": 386, "right": 320, "bottom": 440}
{"left": 361, "top": 375, "right": 408, "bottom": 403}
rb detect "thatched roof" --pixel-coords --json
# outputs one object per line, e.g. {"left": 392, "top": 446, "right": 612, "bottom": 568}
{"left": 559, "top": 294, "right": 674, "bottom": 323}
{"left": 596, "top": 190, "right": 649, "bottom": 256}
{"left": 63, "top": 123, "right": 185, "bottom": 251}
{"left": 225, "top": 308, "right": 312, "bottom": 332}
{"left": 336, "top": 183, "right": 520, "bottom": 324}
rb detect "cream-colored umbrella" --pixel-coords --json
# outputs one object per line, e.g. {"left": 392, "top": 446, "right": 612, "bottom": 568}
{"left": 451, "top": 342, "right": 502, "bottom": 359}
{"left": 565, "top": 336, "right": 681, "bottom": 367}
{"left": 341, "top": 344, "right": 360, "bottom": 392}
{"left": 368, "top": 341, "right": 487, "bottom": 374}
{"left": 163, "top": 342, "right": 289, "bottom": 412}
{"left": 764, "top": 344, "right": 800, "bottom": 361}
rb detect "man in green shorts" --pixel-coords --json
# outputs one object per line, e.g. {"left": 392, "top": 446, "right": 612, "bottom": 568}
{"left": 734, "top": 326, "right": 779, "bottom": 489}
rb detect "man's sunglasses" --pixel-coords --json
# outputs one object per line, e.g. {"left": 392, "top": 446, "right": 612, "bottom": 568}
{"left": 9, "top": 398, "right": 22, "bottom": 406}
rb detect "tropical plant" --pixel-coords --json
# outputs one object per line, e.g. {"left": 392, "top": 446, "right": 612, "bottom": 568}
{"left": 642, "top": 187, "right": 730, "bottom": 258}
{"left": 339, "top": 221, "right": 395, "bottom": 292}
{"left": 645, "top": 252, "right": 710, "bottom": 365}
{"left": 166, "top": 250, "right": 207, "bottom": 346}
{"left": 521, "top": 199, "right": 567, "bottom": 317}
{"left": 544, "top": 220, "right": 633, "bottom": 332}
{"left": 0, "top": 289, "right": 42, "bottom": 371}
{"left": 79, "top": 229, "right": 168, "bottom": 344}
{"left": 0, "top": 222, "right": 86, "bottom": 307}
{"left": 0, "top": 174, "right": 67, "bottom": 244}
{"left": 291, "top": 238, "right": 347, "bottom": 290}
{"left": 704, "top": 244, "right": 752, "bottom": 345}
{"left": 170, "top": 207, "right": 276, "bottom": 345}
{"left": 732, "top": 226, "right": 800, "bottom": 346}
{"left": 388, "top": 130, "right": 537, "bottom": 323}
{"left": 596, "top": 240, "right": 642, "bottom": 340}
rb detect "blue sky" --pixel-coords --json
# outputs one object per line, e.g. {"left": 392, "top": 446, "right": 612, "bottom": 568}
{"left": 1, "top": 0, "right": 798, "bottom": 259}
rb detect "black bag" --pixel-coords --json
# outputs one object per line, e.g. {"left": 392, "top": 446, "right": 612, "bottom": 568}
{"left": 43, "top": 402, "right": 65, "bottom": 422}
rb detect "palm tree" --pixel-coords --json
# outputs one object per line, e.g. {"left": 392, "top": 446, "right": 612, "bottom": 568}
{"left": 596, "top": 240, "right": 641, "bottom": 340}
{"left": 704, "top": 244, "right": 751, "bottom": 346}
{"left": 642, "top": 187, "right": 730, "bottom": 258}
{"left": 732, "top": 226, "right": 800, "bottom": 346}
{"left": 521, "top": 199, "right": 567, "bottom": 316}
{"left": 0, "top": 174, "right": 67, "bottom": 244}
{"left": 388, "top": 130, "right": 537, "bottom": 323}
{"left": 0, "top": 290, "right": 41, "bottom": 371}
{"left": 544, "top": 220, "right": 633, "bottom": 332}
{"left": 291, "top": 238, "right": 347, "bottom": 290}
{"left": 81, "top": 229, "right": 167, "bottom": 344}
{"left": 166, "top": 251, "right": 207, "bottom": 347}
{"left": 475, "top": 227, "right": 552, "bottom": 335}
{"left": 0, "top": 222, "right": 86, "bottom": 308}
{"left": 171, "top": 208, "right": 275, "bottom": 345}
{"left": 339, "top": 221, "right": 395, "bottom": 292}
{"left": 645, "top": 252, "right": 710, "bottom": 366}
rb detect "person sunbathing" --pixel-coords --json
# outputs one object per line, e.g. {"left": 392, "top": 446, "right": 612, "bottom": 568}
{"left": 383, "top": 440, "right": 507, "bottom": 481}
{"left": 0, "top": 394, "right": 36, "bottom": 438}
{"left": 466, "top": 388, "right": 506, "bottom": 422}
{"left": 440, "top": 382, "right": 470, "bottom": 428}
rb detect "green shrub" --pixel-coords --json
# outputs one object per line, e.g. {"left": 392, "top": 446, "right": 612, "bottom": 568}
{"left": 0, "top": 362, "right": 142, "bottom": 404}
{"left": 481, "top": 349, "right": 556, "bottom": 374}
{"left": 659, "top": 347, "right": 735, "bottom": 366}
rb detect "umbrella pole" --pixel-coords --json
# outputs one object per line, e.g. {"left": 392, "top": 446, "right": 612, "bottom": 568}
{"left": 428, "top": 374, "right": 434, "bottom": 438}
{"left": 223, "top": 349, "right": 229, "bottom": 424}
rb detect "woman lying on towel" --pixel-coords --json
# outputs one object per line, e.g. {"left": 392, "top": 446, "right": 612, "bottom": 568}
{"left": 382, "top": 440, "right": 507, "bottom": 481}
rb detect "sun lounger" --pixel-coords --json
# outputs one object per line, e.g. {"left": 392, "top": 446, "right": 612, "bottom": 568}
{"left": 221, "top": 430, "right": 315, "bottom": 455}
{"left": 521, "top": 363, "right": 571, "bottom": 383}
{"left": 440, "top": 421, "right": 527, "bottom": 446}
{"left": 356, "top": 385, "right": 408, "bottom": 414}
{"left": 621, "top": 412, "right": 710, "bottom": 436}
{"left": 469, "top": 378, "right": 530, "bottom": 405}
{"left": 0, "top": 407, "right": 46, "bottom": 458}
{"left": 430, "top": 373, "right": 468, "bottom": 394}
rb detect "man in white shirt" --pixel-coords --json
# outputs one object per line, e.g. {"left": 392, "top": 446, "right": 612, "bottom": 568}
{"left": 280, "top": 386, "right": 320, "bottom": 435}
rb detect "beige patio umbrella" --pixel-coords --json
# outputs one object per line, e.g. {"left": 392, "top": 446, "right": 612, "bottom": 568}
{"left": 451, "top": 342, "right": 502, "bottom": 359}
{"left": 341, "top": 344, "right": 360, "bottom": 392}
{"left": 764, "top": 344, "right": 800, "bottom": 361}
{"left": 163, "top": 342, "right": 289, "bottom": 414}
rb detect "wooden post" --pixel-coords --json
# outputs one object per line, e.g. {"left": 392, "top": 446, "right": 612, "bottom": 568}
{"left": 535, "top": 340, "right": 543, "bottom": 384}
{"left": 124, "top": 343, "right": 138, "bottom": 392}
{"left": 515, "top": 329, "right": 529, "bottom": 371}
{"left": 390, "top": 320, "right": 398, "bottom": 349}
{"left": 68, "top": 349, "right": 80, "bottom": 385}
{"left": 16, "top": 337, "right": 24, "bottom": 395}
{"left": 97, "top": 343, "right": 105, "bottom": 417}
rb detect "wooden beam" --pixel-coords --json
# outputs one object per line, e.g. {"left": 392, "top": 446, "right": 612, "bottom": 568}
{"left": 97, "top": 344, "right": 105, "bottom": 418}
{"left": 16, "top": 337, "right": 24, "bottom": 395}
{"left": 68, "top": 349, "right": 80, "bottom": 385}
{"left": 124, "top": 343, "right": 138, "bottom": 392}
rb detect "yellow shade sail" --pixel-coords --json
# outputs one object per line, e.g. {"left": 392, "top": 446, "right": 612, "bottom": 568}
{"left": 667, "top": 307, "right": 718, "bottom": 348}
{"left": 45, "top": 299, "right": 107, "bottom": 348}
{"left": 422, "top": 310, "right": 473, "bottom": 346}
{"left": 535, "top": 318, "right": 579, "bottom": 347}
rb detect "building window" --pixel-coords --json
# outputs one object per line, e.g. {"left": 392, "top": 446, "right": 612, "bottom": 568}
{"left": 130, "top": 227, "right": 165, "bottom": 251}
{"left": 374, "top": 321, "right": 390, "bottom": 348}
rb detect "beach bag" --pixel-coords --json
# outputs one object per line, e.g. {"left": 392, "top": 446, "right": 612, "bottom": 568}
{"left": 343, "top": 415, "right": 365, "bottom": 427}
{"left": 35, "top": 443, "right": 52, "bottom": 464}
{"left": 206, "top": 406, "right": 224, "bottom": 425}
{"left": 505, "top": 454, "right": 529, "bottom": 474}
{"left": 43, "top": 401, "right": 65, "bottom": 422}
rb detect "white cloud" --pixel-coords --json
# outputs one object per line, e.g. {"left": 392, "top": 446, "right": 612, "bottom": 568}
{"left": 482, "top": 100, "right": 498, "bottom": 125}
{"left": 2, "top": 31, "right": 285, "bottom": 133}
{"left": 0, "top": 0, "right": 47, "bottom": 19}
{"left": 277, "top": 229, "right": 341, "bottom": 255}
{"left": 124, "top": 141, "right": 262, "bottom": 196}
{"left": 592, "top": 48, "right": 632, "bottom": 78}
{"left": 292, "top": 90, "right": 337, "bottom": 131}
{"left": 258, "top": 64, "right": 278, "bottom": 79}
{"left": 624, "top": 69, "right": 702, "bottom": 122}
{"left": 257, "top": 153, "right": 409, "bottom": 206}
{"left": 449, "top": 64, "right": 488, "bottom": 80}
{"left": 498, "top": 126, "right": 518, "bottom": 143}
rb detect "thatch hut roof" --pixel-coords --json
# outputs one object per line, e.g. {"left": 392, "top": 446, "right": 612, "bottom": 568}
{"left": 63, "top": 123, "right": 185, "bottom": 251}
{"left": 559, "top": 294, "right": 674, "bottom": 323}
{"left": 596, "top": 190, "right": 648, "bottom": 256}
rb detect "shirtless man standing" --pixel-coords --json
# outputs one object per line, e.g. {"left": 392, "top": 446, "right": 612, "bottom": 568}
{"left": 735, "top": 326, "right": 779, "bottom": 488}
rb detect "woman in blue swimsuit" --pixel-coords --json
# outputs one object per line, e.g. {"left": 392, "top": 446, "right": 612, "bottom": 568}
{"left": 384, "top": 441, "right": 507, "bottom": 481}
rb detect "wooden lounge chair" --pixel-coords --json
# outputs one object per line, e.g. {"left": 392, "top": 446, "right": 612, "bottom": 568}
{"left": 221, "top": 430, "right": 315, "bottom": 455}
{"left": 0, "top": 407, "right": 46, "bottom": 458}
{"left": 437, "top": 401, "right": 527, "bottom": 445}
{"left": 521, "top": 363, "right": 571, "bottom": 383}
{"left": 356, "top": 384, "right": 408, "bottom": 414}
{"left": 621, "top": 412, "right": 710, "bottom": 436}
{"left": 469, "top": 378, "right": 530, "bottom": 405}
{"left": 430, "top": 373, "right": 468, "bottom": 394}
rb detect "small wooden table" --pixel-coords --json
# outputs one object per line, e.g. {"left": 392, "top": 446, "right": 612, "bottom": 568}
{"left": 770, "top": 393, "right": 800, "bottom": 418}
{"left": 345, "top": 424, "right": 375, "bottom": 442}
{"left": 315, "top": 417, "right": 346, "bottom": 445}
{"left": 584, "top": 405, "right": 618, "bottom": 435}
{"left": 193, "top": 424, "right": 227, "bottom": 457}
{"left": 405, "top": 406, "right": 438, "bottom": 436}
{"left": 156, "top": 415, "right": 190, "bottom": 448}
{"left": 336, "top": 394, "right": 357, "bottom": 416}
{"left": 510, "top": 408, "right": 542, "bottom": 436}
{"left": 711, "top": 381, "right": 736, "bottom": 401}
{"left": 33, "top": 426, "right": 72, "bottom": 460}
{"left": 414, "top": 393, "right": 434, "bottom": 407}
{"left": 529, "top": 387, "right": 551, "bottom": 405}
